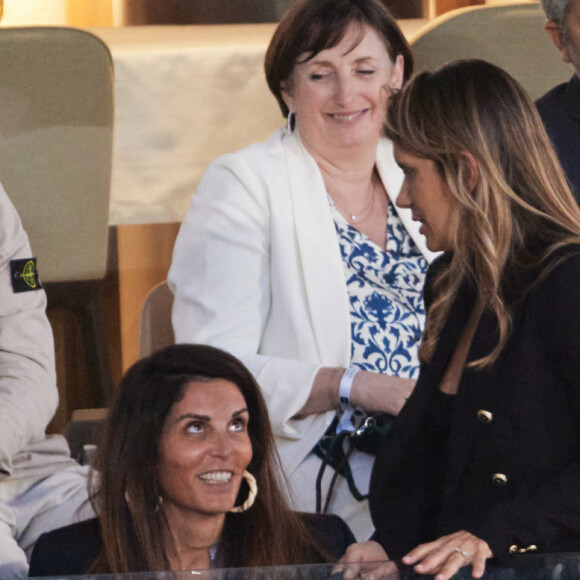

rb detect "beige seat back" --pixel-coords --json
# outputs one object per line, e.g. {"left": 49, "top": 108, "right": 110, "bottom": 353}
{"left": 0, "top": 27, "right": 115, "bottom": 412}
{"left": 0, "top": 27, "right": 113, "bottom": 283}
{"left": 140, "top": 281, "right": 175, "bottom": 358}
{"left": 411, "top": 3, "right": 573, "bottom": 101}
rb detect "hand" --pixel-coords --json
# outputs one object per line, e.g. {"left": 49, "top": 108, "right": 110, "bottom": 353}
{"left": 336, "top": 541, "right": 398, "bottom": 580}
{"left": 401, "top": 530, "right": 493, "bottom": 580}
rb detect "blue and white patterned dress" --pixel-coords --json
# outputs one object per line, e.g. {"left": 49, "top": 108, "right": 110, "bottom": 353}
{"left": 331, "top": 198, "right": 427, "bottom": 380}
{"left": 321, "top": 197, "right": 428, "bottom": 497}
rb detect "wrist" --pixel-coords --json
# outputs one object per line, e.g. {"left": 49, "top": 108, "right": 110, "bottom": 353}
{"left": 339, "top": 366, "right": 360, "bottom": 407}
{"left": 337, "top": 366, "right": 360, "bottom": 434}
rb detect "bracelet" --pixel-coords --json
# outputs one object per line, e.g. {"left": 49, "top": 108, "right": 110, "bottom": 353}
{"left": 339, "top": 366, "right": 359, "bottom": 406}
{"left": 337, "top": 366, "right": 360, "bottom": 434}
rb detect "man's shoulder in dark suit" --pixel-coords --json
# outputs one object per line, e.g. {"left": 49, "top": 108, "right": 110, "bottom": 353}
{"left": 536, "top": 75, "right": 580, "bottom": 203}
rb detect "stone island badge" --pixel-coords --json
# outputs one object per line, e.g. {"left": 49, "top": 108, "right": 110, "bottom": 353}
{"left": 10, "top": 258, "right": 42, "bottom": 293}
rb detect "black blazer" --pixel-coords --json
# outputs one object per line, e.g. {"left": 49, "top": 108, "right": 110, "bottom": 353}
{"left": 370, "top": 249, "right": 580, "bottom": 563}
{"left": 28, "top": 513, "right": 355, "bottom": 577}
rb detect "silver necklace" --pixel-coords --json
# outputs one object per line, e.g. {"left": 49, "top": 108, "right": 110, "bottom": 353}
{"left": 331, "top": 178, "right": 377, "bottom": 224}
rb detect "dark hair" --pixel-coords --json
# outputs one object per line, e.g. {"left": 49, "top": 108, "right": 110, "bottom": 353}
{"left": 385, "top": 59, "right": 580, "bottom": 367}
{"left": 90, "top": 344, "right": 323, "bottom": 572}
{"left": 265, "top": 0, "right": 413, "bottom": 118}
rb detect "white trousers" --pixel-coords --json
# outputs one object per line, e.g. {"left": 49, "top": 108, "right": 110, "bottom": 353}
{"left": 0, "top": 464, "right": 94, "bottom": 579}
{"left": 287, "top": 449, "right": 375, "bottom": 542}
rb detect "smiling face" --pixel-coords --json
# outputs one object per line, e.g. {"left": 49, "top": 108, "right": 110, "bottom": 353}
{"left": 394, "top": 144, "right": 459, "bottom": 252}
{"left": 281, "top": 24, "right": 403, "bottom": 157}
{"left": 157, "top": 379, "right": 253, "bottom": 519}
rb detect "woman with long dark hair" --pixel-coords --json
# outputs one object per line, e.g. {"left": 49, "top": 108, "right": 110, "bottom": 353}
{"left": 29, "top": 344, "right": 354, "bottom": 575}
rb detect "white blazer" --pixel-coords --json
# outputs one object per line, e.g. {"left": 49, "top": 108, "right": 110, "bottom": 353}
{"left": 169, "top": 128, "right": 438, "bottom": 477}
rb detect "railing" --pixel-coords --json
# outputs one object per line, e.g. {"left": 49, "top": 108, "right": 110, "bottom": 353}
{"left": 27, "top": 554, "right": 580, "bottom": 580}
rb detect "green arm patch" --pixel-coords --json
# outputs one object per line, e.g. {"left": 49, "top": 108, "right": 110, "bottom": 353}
{"left": 10, "top": 258, "right": 42, "bottom": 293}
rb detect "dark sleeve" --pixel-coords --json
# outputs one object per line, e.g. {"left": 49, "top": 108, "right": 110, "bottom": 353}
{"left": 28, "top": 533, "right": 57, "bottom": 577}
{"left": 468, "top": 251, "right": 580, "bottom": 561}
{"left": 28, "top": 518, "right": 102, "bottom": 577}
{"left": 300, "top": 513, "right": 356, "bottom": 562}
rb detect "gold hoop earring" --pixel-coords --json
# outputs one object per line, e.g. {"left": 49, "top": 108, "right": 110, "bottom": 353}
{"left": 229, "top": 470, "right": 257, "bottom": 513}
{"left": 125, "top": 491, "right": 163, "bottom": 513}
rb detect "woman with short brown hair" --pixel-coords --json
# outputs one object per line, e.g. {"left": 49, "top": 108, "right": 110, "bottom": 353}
{"left": 169, "top": 0, "right": 438, "bottom": 540}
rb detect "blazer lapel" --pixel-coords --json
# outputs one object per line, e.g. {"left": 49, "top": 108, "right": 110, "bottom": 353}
{"left": 444, "top": 293, "right": 498, "bottom": 496}
{"left": 280, "top": 135, "right": 440, "bottom": 365}
{"left": 566, "top": 74, "right": 580, "bottom": 122}
{"left": 376, "top": 278, "right": 475, "bottom": 479}
{"left": 283, "top": 131, "right": 351, "bottom": 366}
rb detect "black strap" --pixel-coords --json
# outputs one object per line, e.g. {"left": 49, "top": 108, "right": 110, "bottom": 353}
{"left": 313, "top": 414, "right": 395, "bottom": 513}
{"left": 314, "top": 419, "right": 365, "bottom": 514}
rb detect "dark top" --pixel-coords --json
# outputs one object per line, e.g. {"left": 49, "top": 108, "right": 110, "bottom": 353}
{"left": 370, "top": 248, "right": 580, "bottom": 563}
{"left": 536, "top": 75, "right": 580, "bottom": 203}
{"left": 28, "top": 513, "right": 355, "bottom": 577}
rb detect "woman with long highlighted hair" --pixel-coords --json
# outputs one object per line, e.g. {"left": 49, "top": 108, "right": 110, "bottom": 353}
{"left": 344, "top": 59, "right": 580, "bottom": 579}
